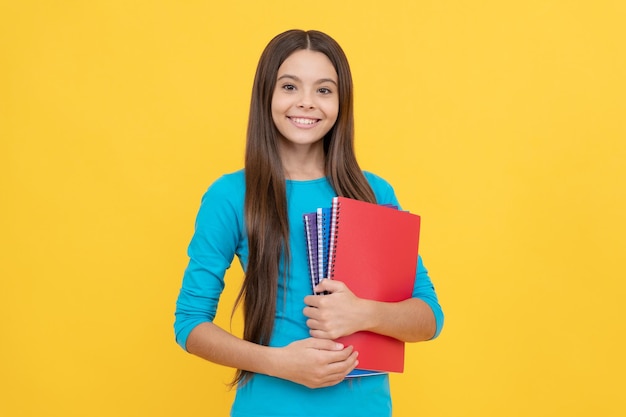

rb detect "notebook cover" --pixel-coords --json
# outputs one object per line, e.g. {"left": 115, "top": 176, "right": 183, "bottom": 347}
{"left": 328, "top": 196, "right": 420, "bottom": 373}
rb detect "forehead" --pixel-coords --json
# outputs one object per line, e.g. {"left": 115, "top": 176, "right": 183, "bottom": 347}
{"left": 277, "top": 49, "right": 338, "bottom": 81}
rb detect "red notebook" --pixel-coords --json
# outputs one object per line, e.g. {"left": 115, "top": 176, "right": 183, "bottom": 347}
{"left": 328, "top": 196, "right": 421, "bottom": 373}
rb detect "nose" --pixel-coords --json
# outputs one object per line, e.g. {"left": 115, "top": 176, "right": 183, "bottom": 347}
{"left": 297, "top": 90, "right": 315, "bottom": 109}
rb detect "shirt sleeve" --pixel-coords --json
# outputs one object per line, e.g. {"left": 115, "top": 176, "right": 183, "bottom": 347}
{"left": 364, "top": 171, "right": 445, "bottom": 339}
{"left": 174, "top": 176, "right": 243, "bottom": 350}
{"left": 413, "top": 255, "right": 444, "bottom": 339}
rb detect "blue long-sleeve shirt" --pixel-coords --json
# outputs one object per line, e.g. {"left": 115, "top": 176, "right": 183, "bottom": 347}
{"left": 174, "top": 170, "right": 444, "bottom": 417}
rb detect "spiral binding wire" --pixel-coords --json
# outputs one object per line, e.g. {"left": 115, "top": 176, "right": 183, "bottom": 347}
{"left": 303, "top": 215, "right": 317, "bottom": 292}
{"left": 328, "top": 198, "right": 341, "bottom": 280}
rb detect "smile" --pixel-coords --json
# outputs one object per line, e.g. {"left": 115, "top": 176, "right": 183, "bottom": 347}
{"left": 289, "top": 117, "right": 320, "bottom": 126}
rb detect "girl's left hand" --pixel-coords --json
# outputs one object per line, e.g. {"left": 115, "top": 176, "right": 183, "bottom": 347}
{"left": 303, "top": 279, "right": 368, "bottom": 340}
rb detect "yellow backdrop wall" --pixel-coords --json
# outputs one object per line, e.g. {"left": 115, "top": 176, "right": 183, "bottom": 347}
{"left": 1, "top": 1, "right": 625, "bottom": 416}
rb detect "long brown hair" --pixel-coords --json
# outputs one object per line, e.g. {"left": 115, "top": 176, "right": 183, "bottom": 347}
{"left": 233, "top": 29, "right": 376, "bottom": 386}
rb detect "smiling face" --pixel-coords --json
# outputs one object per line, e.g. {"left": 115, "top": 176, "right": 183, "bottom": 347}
{"left": 271, "top": 49, "right": 339, "bottom": 153}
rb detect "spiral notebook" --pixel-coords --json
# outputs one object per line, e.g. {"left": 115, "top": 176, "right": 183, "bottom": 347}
{"left": 302, "top": 212, "right": 319, "bottom": 292}
{"left": 316, "top": 207, "right": 331, "bottom": 285}
{"left": 327, "top": 196, "right": 421, "bottom": 373}
{"left": 304, "top": 206, "right": 383, "bottom": 377}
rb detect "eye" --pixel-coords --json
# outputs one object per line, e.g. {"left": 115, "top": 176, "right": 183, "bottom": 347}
{"left": 281, "top": 84, "right": 296, "bottom": 92}
{"left": 318, "top": 87, "right": 332, "bottom": 94}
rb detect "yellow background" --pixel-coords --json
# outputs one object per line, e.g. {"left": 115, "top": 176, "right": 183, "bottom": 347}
{"left": 2, "top": 1, "right": 625, "bottom": 416}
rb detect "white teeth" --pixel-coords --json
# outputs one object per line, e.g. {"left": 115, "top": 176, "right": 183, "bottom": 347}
{"left": 291, "top": 117, "right": 317, "bottom": 125}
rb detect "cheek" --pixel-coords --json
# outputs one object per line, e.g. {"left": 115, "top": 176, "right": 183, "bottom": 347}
{"left": 328, "top": 101, "right": 340, "bottom": 124}
{"left": 270, "top": 98, "right": 282, "bottom": 125}
{"left": 271, "top": 95, "right": 288, "bottom": 118}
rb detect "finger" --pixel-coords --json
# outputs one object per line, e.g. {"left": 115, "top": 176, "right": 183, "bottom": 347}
{"left": 327, "top": 345, "right": 355, "bottom": 363}
{"left": 302, "top": 305, "right": 320, "bottom": 319}
{"left": 309, "top": 328, "right": 336, "bottom": 340}
{"left": 306, "top": 318, "right": 321, "bottom": 331}
{"left": 314, "top": 279, "right": 345, "bottom": 294}
{"left": 325, "top": 350, "right": 359, "bottom": 375}
{"left": 311, "top": 350, "right": 359, "bottom": 387}
{"left": 305, "top": 337, "right": 345, "bottom": 351}
{"left": 303, "top": 294, "right": 323, "bottom": 308}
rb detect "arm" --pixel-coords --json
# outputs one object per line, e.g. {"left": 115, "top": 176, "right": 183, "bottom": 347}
{"left": 304, "top": 279, "right": 436, "bottom": 342}
{"left": 174, "top": 174, "right": 358, "bottom": 388}
{"left": 185, "top": 322, "right": 359, "bottom": 389}
{"left": 311, "top": 173, "right": 443, "bottom": 343}
{"left": 304, "top": 256, "right": 444, "bottom": 343}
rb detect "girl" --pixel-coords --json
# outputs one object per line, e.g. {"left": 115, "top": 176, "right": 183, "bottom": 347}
{"left": 174, "top": 29, "right": 444, "bottom": 417}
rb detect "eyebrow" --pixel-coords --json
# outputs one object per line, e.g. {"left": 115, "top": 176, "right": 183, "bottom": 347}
{"left": 277, "top": 74, "right": 338, "bottom": 86}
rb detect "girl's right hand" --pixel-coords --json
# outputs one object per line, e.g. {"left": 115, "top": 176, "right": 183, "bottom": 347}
{"left": 272, "top": 338, "right": 359, "bottom": 389}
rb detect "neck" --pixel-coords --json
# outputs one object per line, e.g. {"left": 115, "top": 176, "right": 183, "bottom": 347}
{"left": 284, "top": 164, "right": 325, "bottom": 180}
{"left": 279, "top": 142, "right": 325, "bottom": 181}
